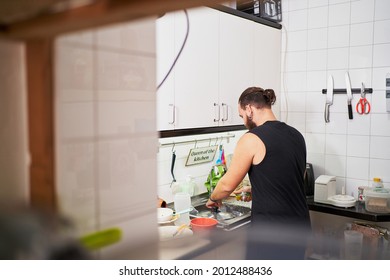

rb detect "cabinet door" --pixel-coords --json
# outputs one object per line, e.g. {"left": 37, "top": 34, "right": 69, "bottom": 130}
{"left": 174, "top": 7, "right": 220, "bottom": 129}
{"left": 253, "top": 23, "right": 281, "bottom": 118}
{"left": 219, "top": 12, "right": 255, "bottom": 126}
{"left": 156, "top": 12, "right": 175, "bottom": 130}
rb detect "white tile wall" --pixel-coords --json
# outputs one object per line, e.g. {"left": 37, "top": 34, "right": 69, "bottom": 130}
{"left": 306, "top": 91, "right": 326, "bottom": 112}
{"left": 347, "top": 135, "right": 369, "bottom": 157}
{"left": 328, "top": 3, "right": 350, "bottom": 26}
{"left": 325, "top": 134, "right": 347, "bottom": 155}
{"left": 282, "top": 0, "right": 390, "bottom": 196}
{"left": 289, "top": 9, "right": 308, "bottom": 31}
{"left": 55, "top": 17, "right": 158, "bottom": 259}
{"left": 157, "top": 130, "right": 246, "bottom": 203}
{"left": 309, "top": 0, "right": 329, "bottom": 8}
{"left": 373, "top": 44, "right": 390, "bottom": 67}
{"left": 307, "top": 28, "right": 328, "bottom": 50}
{"left": 307, "top": 71, "right": 327, "bottom": 92}
{"left": 328, "top": 25, "right": 349, "bottom": 48}
{"left": 289, "top": 0, "right": 308, "bottom": 11}
{"left": 350, "top": 0, "right": 375, "bottom": 23}
{"left": 286, "top": 51, "right": 307, "bottom": 72}
{"left": 374, "top": 0, "right": 390, "bottom": 21}
{"left": 374, "top": 20, "right": 390, "bottom": 44}
{"left": 287, "top": 30, "right": 308, "bottom": 51}
{"left": 308, "top": 6, "right": 328, "bottom": 28}
{"left": 327, "top": 47, "right": 349, "bottom": 69}
{"left": 350, "top": 22, "right": 373, "bottom": 46}
{"left": 307, "top": 49, "right": 327, "bottom": 71}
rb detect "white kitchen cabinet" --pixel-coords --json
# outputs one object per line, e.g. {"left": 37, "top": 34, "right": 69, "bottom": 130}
{"left": 156, "top": 6, "right": 281, "bottom": 131}
{"left": 156, "top": 12, "right": 175, "bottom": 131}
{"left": 174, "top": 7, "right": 220, "bottom": 129}
{"left": 253, "top": 22, "right": 281, "bottom": 119}
{"left": 156, "top": 7, "right": 220, "bottom": 130}
{"left": 219, "top": 12, "right": 255, "bottom": 126}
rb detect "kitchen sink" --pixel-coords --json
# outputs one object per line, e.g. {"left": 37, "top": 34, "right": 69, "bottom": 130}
{"left": 190, "top": 202, "right": 251, "bottom": 231}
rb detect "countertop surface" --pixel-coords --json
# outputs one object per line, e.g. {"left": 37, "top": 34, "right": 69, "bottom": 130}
{"left": 306, "top": 197, "right": 390, "bottom": 222}
{"left": 159, "top": 194, "right": 390, "bottom": 260}
{"left": 159, "top": 193, "right": 251, "bottom": 260}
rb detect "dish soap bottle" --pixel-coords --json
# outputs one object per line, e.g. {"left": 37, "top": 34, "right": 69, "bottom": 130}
{"left": 181, "top": 175, "right": 196, "bottom": 196}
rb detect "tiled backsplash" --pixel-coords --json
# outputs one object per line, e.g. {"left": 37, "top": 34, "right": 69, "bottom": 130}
{"left": 281, "top": 0, "right": 390, "bottom": 196}
{"left": 157, "top": 130, "right": 246, "bottom": 203}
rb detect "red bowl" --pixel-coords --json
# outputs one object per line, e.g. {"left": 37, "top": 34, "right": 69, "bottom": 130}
{"left": 190, "top": 217, "right": 218, "bottom": 232}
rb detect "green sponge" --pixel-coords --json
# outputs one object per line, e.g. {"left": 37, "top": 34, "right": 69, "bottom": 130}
{"left": 80, "top": 227, "right": 122, "bottom": 251}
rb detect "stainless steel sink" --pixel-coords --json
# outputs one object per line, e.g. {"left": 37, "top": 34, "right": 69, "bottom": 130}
{"left": 190, "top": 202, "right": 251, "bottom": 231}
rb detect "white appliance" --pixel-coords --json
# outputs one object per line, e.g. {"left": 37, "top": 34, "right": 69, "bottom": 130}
{"left": 314, "top": 175, "right": 356, "bottom": 208}
{"left": 314, "top": 175, "right": 336, "bottom": 204}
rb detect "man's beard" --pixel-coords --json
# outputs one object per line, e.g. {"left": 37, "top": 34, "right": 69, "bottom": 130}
{"left": 245, "top": 118, "right": 257, "bottom": 130}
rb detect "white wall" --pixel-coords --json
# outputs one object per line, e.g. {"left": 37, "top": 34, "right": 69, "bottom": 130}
{"left": 0, "top": 40, "right": 29, "bottom": 205}
{"left": 54, "top": 17, "right": 159, "bottom": 259}
{"left": 281, "top": 0, "right": 390, "bottom": 197}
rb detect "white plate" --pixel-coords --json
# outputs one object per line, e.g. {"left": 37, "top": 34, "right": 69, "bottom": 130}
{"left": 158, "top": 214, "right": 179, "bottom": 224}
{"left": 158, "top": 225, "right": 193, "bottom": 241}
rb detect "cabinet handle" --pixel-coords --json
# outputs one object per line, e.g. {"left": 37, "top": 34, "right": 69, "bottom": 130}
{"left": 168, "top": 104, "right": 175, "bottom": 124}
{"left": 213, "top": 103, "right": 220, "bottom": 122}
{"left": 221, "top": 103, "right": 228, "bottom": 122}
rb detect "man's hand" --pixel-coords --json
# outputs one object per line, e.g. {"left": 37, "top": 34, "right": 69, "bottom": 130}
{"left": 233, "top": 185, "right": 252, "bottom": 194}
{"left": 206, "top": 198, "right": 222, "bottom": 208}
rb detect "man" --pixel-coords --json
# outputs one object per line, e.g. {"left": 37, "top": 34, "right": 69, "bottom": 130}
{"left": 206, "top": 86, "right": 311, "bottom": 259}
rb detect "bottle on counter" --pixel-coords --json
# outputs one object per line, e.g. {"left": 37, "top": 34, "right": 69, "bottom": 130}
{"left": 174, "top": 192, "right": 191, "bottom": 226}
{"left": 372, "top": 177, "right": 384, "bottom": 189}
{"left": 181, "top": 175, "right": 196, "bottom": 197}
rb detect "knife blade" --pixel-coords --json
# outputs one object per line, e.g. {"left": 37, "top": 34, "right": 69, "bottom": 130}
{"left": 324, "top": 75, "right": 334, "bottom": 123}
{"left": 345, "top": 72, "right": 353, "bottom": 119}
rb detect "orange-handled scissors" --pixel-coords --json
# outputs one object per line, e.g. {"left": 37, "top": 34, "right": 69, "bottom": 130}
{"left": 356, "top": 83, "right": 370, "bottom": 114}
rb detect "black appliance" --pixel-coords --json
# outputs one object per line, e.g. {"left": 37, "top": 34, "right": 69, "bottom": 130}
{"left": 236, "top": 1, "right": 259, "bottom": 16}
{"left": 304, "top": 163, "right": 315, "bottom": 197}
{"left": 236, "top": 0, "right": 282, "bottom": 22}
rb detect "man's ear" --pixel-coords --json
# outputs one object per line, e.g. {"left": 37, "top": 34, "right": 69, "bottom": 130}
{"left": 246, "top": 104, "right": 253, "bottom": 116}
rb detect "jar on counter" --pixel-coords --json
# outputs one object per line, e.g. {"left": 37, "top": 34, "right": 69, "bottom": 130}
{"left": 358, "top": 186, "right": 367, "bottom": 203}
{"left": 372, "top": 177, "right": 384, "bottom": 189}
{"left": 364, "top": 187, "right": 390, "bottom": 213}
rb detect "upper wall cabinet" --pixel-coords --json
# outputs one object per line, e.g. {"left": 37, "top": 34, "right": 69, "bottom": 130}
{"left": 156, "top": 6, "right": 281, "bottom": 131}
{"left": 156, "top": 12, "right": 175, "bottom": 131}
{"left": 253, "top": 22, "right": 282, "bottom": 118}
{"left": 174, "top": 7, "right": 220, "bottom": 129}
{"left": 219, "top": 12, "right": 255, "bottom": 126}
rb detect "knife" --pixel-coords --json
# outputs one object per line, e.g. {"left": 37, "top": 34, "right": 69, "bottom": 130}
{"left": 324, "top": 75, "right": 334, "bottom": 123}
{"left": 345, "top": 72, "right": 353, "bottom": 119}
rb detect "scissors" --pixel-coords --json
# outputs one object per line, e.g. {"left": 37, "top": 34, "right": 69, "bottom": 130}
{"left": 356, "top": 83, "right": 371, "bottom": 114}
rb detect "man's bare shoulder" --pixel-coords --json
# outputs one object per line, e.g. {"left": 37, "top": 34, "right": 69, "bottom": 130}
{"left": 238, "top": 131, "right": 260, "bottom": 145}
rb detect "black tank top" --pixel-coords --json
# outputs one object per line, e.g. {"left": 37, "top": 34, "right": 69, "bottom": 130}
{"left": 248, "top": 121, "right": 310, "bottom": 227}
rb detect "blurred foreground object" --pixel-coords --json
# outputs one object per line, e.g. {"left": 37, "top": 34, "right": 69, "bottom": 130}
{"left": 0, "top": 204, "right": 89, "bottom": 259}
{"left": 80, "top": 228, "right": 122, "bottom": 251}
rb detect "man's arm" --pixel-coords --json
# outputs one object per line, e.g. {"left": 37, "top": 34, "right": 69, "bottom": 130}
{"left": 206, "top": 132, "right": 263, "bottom": 207}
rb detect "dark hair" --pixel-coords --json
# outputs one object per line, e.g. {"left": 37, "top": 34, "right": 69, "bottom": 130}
{"left": 238, "top": 87, "right": 276, "bottom": 109}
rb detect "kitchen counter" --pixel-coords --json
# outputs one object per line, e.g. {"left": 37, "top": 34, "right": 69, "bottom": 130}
{"left": 159, "top": 195, "right": 390, "bottom": 260}
{"left": 307, "top": 197, "right": 390, "bottom": 222}
{"left": 159, "top": 193, "right": 251, "bottom": 260}
{"left": 158, "top": 235, "right": 211, "bottom": 260}
{"left": 158, "top": 224, "right": 248, "bottom": 260}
